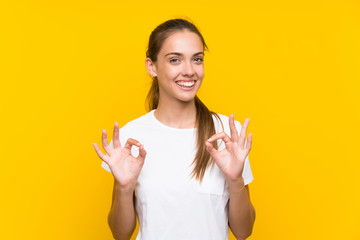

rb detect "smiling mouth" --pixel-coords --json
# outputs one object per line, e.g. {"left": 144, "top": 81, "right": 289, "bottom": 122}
{"left": 175, "top": 80, "right": 196, "bottom": 88}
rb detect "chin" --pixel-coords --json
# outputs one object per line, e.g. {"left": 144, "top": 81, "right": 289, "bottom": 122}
{"left": 177, "top": 95, "right": 197, "bottom": 103}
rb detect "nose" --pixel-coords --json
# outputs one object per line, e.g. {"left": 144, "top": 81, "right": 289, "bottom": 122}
{"left": 182, "top": 60, "right": 195, "bottom": 77}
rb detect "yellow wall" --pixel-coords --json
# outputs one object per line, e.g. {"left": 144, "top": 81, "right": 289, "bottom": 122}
{"left": 1, "top": 0, "right": 359, "bottom": 239}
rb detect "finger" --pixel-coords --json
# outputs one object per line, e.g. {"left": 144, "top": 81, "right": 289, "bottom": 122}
{"left": 229, "top": 114, "right": 239, "bottom": 142}
{"left": 92, "top": 142, "right": 110, "bottom": 163}
{"left": 205, "top": 140, "right": 218, "bottom": 156}
{"left": 113, "top": 122, "right": 121, "bottom": 149}
{"left": 207, "top": 132, "right": 231, "bottom": 144}
{"left": 246, "top": 133, "right": 252, "bottom": 151}
{"left": 238, "top": 118, "right": 250, "bottom": 148}
{"left": 102, "top": 129, "right": 112, "bottom": 156}
{"left": 137, "top": 144, "right": 147, "bottom": 162}
{"left": 124, "top": 138, "right": 141, "bottom": 150}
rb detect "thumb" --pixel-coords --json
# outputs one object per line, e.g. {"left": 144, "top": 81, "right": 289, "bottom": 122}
{"left": 137, "top": 144, "right": 147, "bottom": 162}
{"left": 205, "top": 140, "right": 217, "bottom": 156}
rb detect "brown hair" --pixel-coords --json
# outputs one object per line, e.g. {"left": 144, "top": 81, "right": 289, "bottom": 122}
{"left": 145, "top": 18, "right": 224, "bottom": 183}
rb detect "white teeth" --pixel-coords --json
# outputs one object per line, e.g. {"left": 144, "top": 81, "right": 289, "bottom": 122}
{"left": 176, "top": 81, "right": 195, "bottom": 87}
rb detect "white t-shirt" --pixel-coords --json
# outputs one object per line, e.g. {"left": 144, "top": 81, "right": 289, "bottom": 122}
{"left": 101, "top": 109, "right": 253, "bottom": 240}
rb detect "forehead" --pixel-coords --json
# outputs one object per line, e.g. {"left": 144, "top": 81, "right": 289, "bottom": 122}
{"left": 159, "top": 30, "right": 203, "bottom": 55}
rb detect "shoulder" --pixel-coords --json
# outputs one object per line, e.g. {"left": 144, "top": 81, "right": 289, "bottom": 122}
{"left": 119, "top": 111, "right": 153, "bottom": 133}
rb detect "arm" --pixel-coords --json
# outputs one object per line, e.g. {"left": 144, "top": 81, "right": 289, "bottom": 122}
{"left": 205, "top": 115, "right": 255, "bottom": 239}
{"left": 92, "top": 123, "right": 147, "bottom": 240}
{"left": 227, "top": 177, "right": 256, "bottom": 240}
{"left": 108, "top": 178, "right": 137, "bottom": 240}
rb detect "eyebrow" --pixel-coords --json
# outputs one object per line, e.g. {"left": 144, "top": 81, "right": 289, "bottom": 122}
{"left": 164, "top": 52, "right": 205, "bottom": 57}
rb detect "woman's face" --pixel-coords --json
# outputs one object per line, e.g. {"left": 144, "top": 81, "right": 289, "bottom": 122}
{"left": 147, "top": 29, "right": 205, "bottom": 103}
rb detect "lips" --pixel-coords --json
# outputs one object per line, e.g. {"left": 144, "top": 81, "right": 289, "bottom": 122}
{"left": 175, "top": 80, "right": 196, "bottom": 87}
{"left": 176, "top": 81, "right": 195, "bottom": 88}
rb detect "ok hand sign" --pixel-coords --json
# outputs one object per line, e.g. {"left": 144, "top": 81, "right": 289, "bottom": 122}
{"left": 205, "top": 115, "right": 252, "bottom": 183}
{"left": 92, "top": 122, "right": 147, "bottom": 191}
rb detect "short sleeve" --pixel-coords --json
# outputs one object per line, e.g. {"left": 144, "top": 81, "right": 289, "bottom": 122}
{"left": 234, "top": 120, "right": 254, "bottom": 186}
{"left": 101, "top": 139, "right": 113, "bottom": 174}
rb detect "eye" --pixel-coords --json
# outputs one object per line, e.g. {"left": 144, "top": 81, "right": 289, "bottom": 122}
{"left": 169, "top": 58, "right": 180, "bottom": 63}
{"left": 194, "top": 57, "right": 204, "bottom": 63}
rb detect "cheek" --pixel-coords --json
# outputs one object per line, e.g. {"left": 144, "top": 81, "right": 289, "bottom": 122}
{"left": 196, "top": 66, "right": 204, "bottom": 78}
{"left": 164, "top": 67, "right": 180, "bottom": 78}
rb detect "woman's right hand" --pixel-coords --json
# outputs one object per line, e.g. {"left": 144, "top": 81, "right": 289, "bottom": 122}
{"left": 92, "top": 122, "right": 147, "bottom": 191}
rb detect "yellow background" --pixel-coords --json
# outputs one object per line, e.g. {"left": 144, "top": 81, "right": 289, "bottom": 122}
{"left": 1, "top": 0, "right": 359, "bottom": 239}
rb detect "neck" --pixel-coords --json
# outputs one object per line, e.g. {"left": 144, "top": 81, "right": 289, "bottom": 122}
{"left": 154, "top": 98, "right": 197, "bottom": 129}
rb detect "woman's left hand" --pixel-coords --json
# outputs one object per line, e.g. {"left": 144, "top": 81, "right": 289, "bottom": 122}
{"left": 205, "top": 115, "right": 252, "bottom": 182}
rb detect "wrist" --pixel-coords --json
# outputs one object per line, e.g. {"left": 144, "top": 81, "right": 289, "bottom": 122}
{"left": 115, "top": 180, "right": 136, "bottom": 195}
{"left": 226, "top": 176, "right": 245, "bottom": 194}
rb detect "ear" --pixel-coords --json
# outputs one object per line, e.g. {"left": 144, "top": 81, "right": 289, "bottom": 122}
{"left": 145, "top": 58, "right": 158, "bottom": 78}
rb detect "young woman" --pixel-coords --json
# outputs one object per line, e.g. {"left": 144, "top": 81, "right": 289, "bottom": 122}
{"left": 92, "top": 18, "right": 255, "bottom": 240}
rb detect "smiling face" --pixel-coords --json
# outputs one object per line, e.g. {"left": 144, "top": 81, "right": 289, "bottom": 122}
{"left": 146, "top": 29, "right": 205, "bottom": 103}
